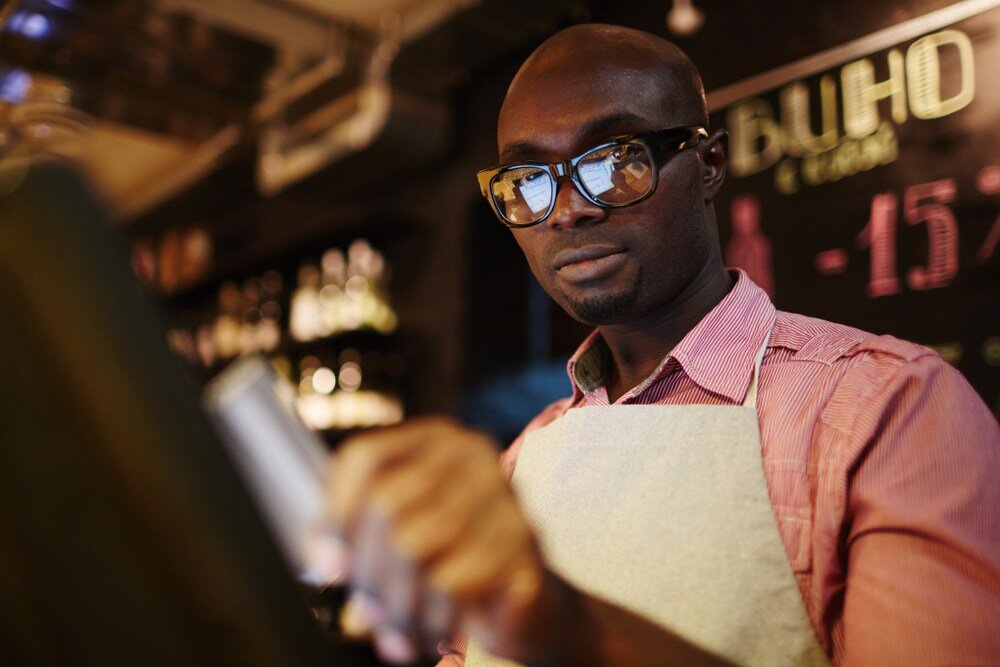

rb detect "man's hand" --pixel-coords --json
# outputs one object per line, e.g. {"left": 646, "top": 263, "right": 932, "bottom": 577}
{"left": 320, "top": 417, "right": 550, "bottom": 663}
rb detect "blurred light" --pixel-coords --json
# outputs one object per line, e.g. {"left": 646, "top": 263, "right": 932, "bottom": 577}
{"left": 339, "top": 362, "right": 362, "bottom": 392}
{"left": 0, "top": 70, "right": 32, "bottom": 103}
{"left": 312, "top": 367, "right": 336, "bottom": 395}
{"left": 262, "top": 270, "right": 283, "bottom": 295}
{"left": 928, "top": 341, "right": 962, "bottom": 365}
{"left": 344, "top": 275, "right": 369, "bottom": 300}
{"left": 666, "top": 0, "right": 704, "bottom": 36}
{"left": 32, "top": 124, "right": 51, "bottom": 139}
{"left": 47, "top": 0, "right": 74, "bottom": 9}
{"left": 262, "top": 153, "right": 284, "bottom": 175}
{"left": 977, "top": 165, "right": 1000, "bottom": 196}
{"left": 319, "top": 284, "right": 341, "bottom": 305}
{"left": 260, "top": 300, "right": 282, "bottom": 323}
{"left": 270, "top": 355, "right": 292, "bottom": 380}
{"left": 982, "top": 337, "right": 1000, "bottom": 367}
{"left": 8, "top": 12, "right": 52, "bottom": 40}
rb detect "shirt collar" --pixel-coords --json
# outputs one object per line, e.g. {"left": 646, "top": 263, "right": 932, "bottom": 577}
{"left": 565, "top": 270, "right": 776, "bottom": 403}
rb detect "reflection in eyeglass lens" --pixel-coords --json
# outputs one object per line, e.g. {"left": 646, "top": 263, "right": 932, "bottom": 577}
{"left": 578, "top": 159, "right": 614, "bottom": 195}
{"left": 517, "top": 171, "right": 551, "bottom": 213}
{"left": 492, "top": 167, "right": 553, "bottom": 224}
{"left": 579, "top": 143, "right": 653, "bottom": 204}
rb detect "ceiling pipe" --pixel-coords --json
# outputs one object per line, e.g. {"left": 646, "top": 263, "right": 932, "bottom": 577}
{"left": 252, "top": 21, "right": 349, "bottom": 126}
{"left": 117, "top": 124, "right": 243, "bottom": 220}
{"left": 251, "top": 0, "right": 484, "bottom": 196}
{"left": 254, "top": 16, "right": 399, "bottom": 196}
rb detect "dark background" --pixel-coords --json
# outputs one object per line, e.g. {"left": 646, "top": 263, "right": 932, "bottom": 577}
{"left": 127, "top": 0, "right": 998, "bottom": 438}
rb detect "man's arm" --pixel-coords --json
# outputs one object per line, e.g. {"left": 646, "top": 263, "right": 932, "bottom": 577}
{"left": 325, "top": 417, "right": 732, "bottom": 666}
{"left": 837, "top": 355, "right": 1000, "bottom": 664}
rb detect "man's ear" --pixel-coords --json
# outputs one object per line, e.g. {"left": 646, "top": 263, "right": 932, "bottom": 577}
{"left": 701, "top": 129, "right": 728, "bottom": 201}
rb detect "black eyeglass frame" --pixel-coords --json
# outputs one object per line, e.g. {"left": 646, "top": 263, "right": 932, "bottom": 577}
{"left": 477, "top": 125, "right": 709, "bottom": 228}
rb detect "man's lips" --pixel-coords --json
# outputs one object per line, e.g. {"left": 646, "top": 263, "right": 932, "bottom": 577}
{"left": 553, "top": 244, "right": 626, "bottom": 269}
{"left": 553, "top": 245, "right": 628, "bottom": 283}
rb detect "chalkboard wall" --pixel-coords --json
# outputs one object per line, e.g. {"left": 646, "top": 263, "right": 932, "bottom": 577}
{"left": 584, "top": 0, "right": 1000, "bottom": 414}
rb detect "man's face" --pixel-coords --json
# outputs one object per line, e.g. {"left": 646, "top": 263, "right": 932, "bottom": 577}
{"left": 497, "top": 58, "right": 715, "bottom": 326}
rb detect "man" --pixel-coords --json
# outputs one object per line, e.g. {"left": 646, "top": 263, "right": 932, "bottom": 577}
{"left": 316, "top": 24, "right": 1000, "bottom": 666}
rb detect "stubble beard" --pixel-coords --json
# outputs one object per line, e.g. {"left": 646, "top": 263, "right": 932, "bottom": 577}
{"left": 557, "top": 268, "right": 643, "bottom": 325}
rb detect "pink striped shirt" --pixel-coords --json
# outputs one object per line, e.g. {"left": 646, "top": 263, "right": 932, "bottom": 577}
{"left": 441, "top": 271, "right": 1000, "bottom": 665}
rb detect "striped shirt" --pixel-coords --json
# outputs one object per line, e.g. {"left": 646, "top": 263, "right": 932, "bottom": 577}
{"left": 441, "top": 270, "right": 1000, "bottom": 665}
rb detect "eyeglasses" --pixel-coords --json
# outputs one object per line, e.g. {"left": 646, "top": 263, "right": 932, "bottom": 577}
{"left": 477, "top": 125, "right": 708, "bottom": 228}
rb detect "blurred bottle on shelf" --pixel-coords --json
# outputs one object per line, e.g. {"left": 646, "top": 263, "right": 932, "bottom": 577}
{"left": 346, "top": 239, "right": 397, "bottom": 334}
{"left": 290, "top": 239, "right": 397, "bottom": 340}
{"left": 166, "top": 310, "right": 198, "bottom": 365}
{"left": 131, "top": 226, "right": 213, "bottom": 296}
{"left": 161, "top": 237, "right": 405, "bottom": 434}
{"left": 319, "top": 248, "right": 347, "bottom": 337}
{"left": 214, "top": 281, "right": 243, "bottom": 359}
{"left": 239, "top": 276, "right": 262, "bottom": 355}
{"left": 196, "top": 320, "right": 216, "bottom": 367}
{"left": 258, "top": 270, "right": 284, "bottom": 353}
{"left": 293, "top": 347, "right": 404, "bottom": 432}
{"left": 290, "top": 263, "right": 322, "bottom": 343}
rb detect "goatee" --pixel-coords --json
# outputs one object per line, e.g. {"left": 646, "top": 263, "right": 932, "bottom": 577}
{"left": 564, "top": 287, "right": 639, "bottom": 324}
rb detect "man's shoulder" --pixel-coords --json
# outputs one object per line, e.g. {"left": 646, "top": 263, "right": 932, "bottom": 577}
{"left": 771, "top": 309, "right": 937, "bottom": 367}
{"left": 520, "top": 395, "right": 576, "bottom": 434}
{"left": 765, "top": 310, "right": 976, "bottom": 436}
{"left": 500, "top": 396, "right": 575, "bottom": 478}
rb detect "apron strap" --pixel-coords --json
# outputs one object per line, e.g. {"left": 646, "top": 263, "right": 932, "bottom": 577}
{"left": 741, "top": 331, "right": 771, "bottom": 409}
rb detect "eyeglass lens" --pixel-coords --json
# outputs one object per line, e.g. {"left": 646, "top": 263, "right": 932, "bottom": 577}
{"left": 489, "top": 141, "right": 655, "bottom": 226}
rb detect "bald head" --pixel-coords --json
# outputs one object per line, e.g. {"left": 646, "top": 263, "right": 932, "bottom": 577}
{"left": 499, "top": 24, "right": 708, "bottom": 153}
{"left": 491, "top": 24, "right": 730, "bottom": 329}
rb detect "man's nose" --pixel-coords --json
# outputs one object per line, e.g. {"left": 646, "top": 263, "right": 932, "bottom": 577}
{"left": 546, "top": 177, "right": 606, "bottom": 230}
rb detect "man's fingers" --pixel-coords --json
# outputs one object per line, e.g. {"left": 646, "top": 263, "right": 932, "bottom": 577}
{"left": 364, "top": 442, "right": 472, "bottom": 530}
{"left": 420, "top": 586, "right": 458, "bottom": 655}
{"left": 427, "top": 495, "right": 538, "bottom": 603}
{"left": 345, "top": 450, "right": 490, "bottom": 634}
{"left": 329, "top": 430, "right": 420, "bottom": 536}
{"left": 390, "top": 457, "right": 502, "bottom": 565}
{"left": 325, "top": 417, "right": 543, "bottom": 662}
{"left": 329, "top": 417, "right": 489, "bottom": 537}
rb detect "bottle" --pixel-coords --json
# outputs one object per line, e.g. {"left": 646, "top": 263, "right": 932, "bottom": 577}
{"left": 319, "top": 248, "right": 346, "bottom": 336}
{"left": 214, "top": 281, "right": 243, "bottom": 358}
{"left": 290, "top": 263, "right": 321, "bottom": 342}
{"left": 257, "top": 270, "right": 284, "bottom": 353}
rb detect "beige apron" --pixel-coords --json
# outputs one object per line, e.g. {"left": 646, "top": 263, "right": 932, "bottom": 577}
{"left": 466, "top": 336, "right": 829, "bottom": 666}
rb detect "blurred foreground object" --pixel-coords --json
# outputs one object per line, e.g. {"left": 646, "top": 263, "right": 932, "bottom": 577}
{"left": 0, "top": 0, "right": 466, "bottom": 218}
{"left": 204, "top": 354, "right": 330, "bottom": 581}
{"left": 0, "top": 160, "right": 365, "bottom": 665}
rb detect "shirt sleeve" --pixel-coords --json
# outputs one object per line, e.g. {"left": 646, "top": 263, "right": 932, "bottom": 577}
{"left": 838, "top": 354, "right": 1000, "bottom": 666}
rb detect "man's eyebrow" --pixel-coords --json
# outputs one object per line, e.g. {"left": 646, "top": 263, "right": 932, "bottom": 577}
{"left": 500, "top": 141, "right": 544, "bottom": 162}
{"left": 579, "top": 112, "right": 651, "bottom": 141}
{"left": 499, "top": 112, "right": 653, "bottom": 163}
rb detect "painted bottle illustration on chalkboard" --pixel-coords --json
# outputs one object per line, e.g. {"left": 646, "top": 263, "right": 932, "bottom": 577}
{"left": 725, "top": 194, "right": 775, "bottom": 299}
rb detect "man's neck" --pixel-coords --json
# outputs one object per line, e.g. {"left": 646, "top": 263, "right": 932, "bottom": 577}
{"left": 598, "top": 262, "right": 733, "bottom": 403}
